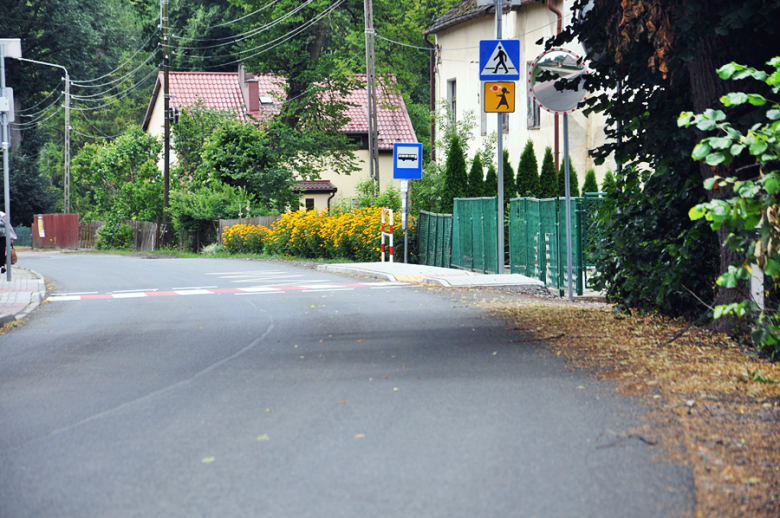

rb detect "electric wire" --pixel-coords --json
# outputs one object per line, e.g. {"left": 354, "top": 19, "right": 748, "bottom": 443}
{"left": 72, "top": 66, "right": 160, "bottom": 104}
{"left": 72, "top": 32, "right": 158, "bottom": 84}
{"left": 170, "top": 0, "right": 315, "bottom": 50}
{"left": 71, "top": 128, "right": 125, "bottom": 140}
{"left": 18, "top": 79, "right": 64, "bottom": 113}
{"left": 71, "top": 68, "right": 159, "bottom": 111}
{"left": 72, "top": 50, "right": 160, "bottom": 89}
{"left": 177, "top": 0, "right": 341, "bottom": 64}
{"left": 19, "top": 92, "right": 64, "bottom": 118}
{"left": 169, "top": 0, "right": 284, "bottom": 41}
{"left": 77, "top": 110, "right": 124, "bottom": 138}
{"left": 210, "top": 0, "right": 284, "bottom": 29}
{"left": 11, "top": 106, "right": 64, "bottom": 128}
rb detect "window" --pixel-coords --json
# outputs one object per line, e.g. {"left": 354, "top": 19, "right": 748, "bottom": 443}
{"left": 527, "top": 61, "right": 541, "bottom": 129}
{"left": 447, "top": 79, "right": 457, "bottom": 123}
{"left": 305, "top": 198, "right": 315, "bottom": 211}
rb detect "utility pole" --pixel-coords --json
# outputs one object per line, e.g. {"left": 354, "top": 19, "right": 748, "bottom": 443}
{"left": 363, "top": 0, "right": 379, "bottom": 192}
{"left": 162, "top": 0, "right": 170, "bottom": 245}
{"left": 495, "top": 0, "right": 504, "bottom": 274}
{"left": 1, "top": 41, "right": 14, "bottom": 281}
{"left": 63, "top": 71, "right": 70, "bottom": 213}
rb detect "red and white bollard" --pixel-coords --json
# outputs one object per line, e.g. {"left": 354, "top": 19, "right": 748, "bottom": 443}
{"left": 381, "top": 208, "right": 393, "bottom": 263}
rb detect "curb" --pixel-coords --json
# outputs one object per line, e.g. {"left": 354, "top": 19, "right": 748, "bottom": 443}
{"left": 14, "top": 268, "right": 47, "bottom": 321}
{"left": 317, "top": 265, "right": 397, "bottom": 282}
{"left": 0, "top": 314, "right": 14, "bottom": 326}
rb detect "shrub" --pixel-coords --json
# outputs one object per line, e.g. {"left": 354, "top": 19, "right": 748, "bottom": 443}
{"left": 582, "top": 169, "right": 599, "bottom": 194}
{"left": 467, "top": 154, "right": 484, "bottom": 198}
{"left": 222, "top": 224, "right": 269, "bottom": 254}
{"left": 516, "top": 140, "right": 539, "bottom": 198}
{"left": 539, "top": 147, "right": 557, "bottom": 198}
{"left": 557, "top": 156, "right": 580, "bottom": 197}
{"left": 96, "top": 220, "right": 134, "bottom": 250}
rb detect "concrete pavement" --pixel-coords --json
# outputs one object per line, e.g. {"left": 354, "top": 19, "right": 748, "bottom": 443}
{"left": 318, "top": 261, "right": 546, "bottom": 288}
{"left": 0, "top": 265, "right": 47, "bottom": 325}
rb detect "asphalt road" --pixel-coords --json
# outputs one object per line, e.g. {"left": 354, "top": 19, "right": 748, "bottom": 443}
{"left": 0, "top": 252, "right": 694, "bottom": 518}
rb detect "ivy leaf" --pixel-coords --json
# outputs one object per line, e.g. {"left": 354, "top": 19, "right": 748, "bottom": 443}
{"left": 692, "top": 142, "right": 711, "bottom": 159}
{"left": 717, "top": 63, "right": 737, "bottom": 79}
{"left": 689, "top": 205, "right": 707, "bottom": 220}
{"left": 696, "top": 119, "right": 717, "bottom": 131}
{"left": 709, "top": 137, "right": 731, "bottom": 150}
{"left": 747, "top": 94, "right": 767, "bottom": 106}
{"left": 730, "top": 143, "right": 746, "bottom": 156}
{"left": 750, "top": 141, "right": 768, "bottom": 155}
{"left": 765, "top": 258, "right": 780, "bottom": 277}
{"left": 703, "top": 177, "right": 718, "bottom": 190}
{"left": 764, "top": 174, "right": 780, "bottom": 195}
{"left": 678, "top": 111, "right": 694, "bottom": 127}
{"left": 767, "top": 108, "right": 780, "bottom": 121}
{"left": 721, "top": 92, "right": 747, "bottom": 106}
{"left": 705, "top": 152, "right": 725, "bottom": 166}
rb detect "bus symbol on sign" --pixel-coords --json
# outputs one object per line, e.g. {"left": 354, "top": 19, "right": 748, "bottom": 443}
{"left": 398, "top": 153, "right": 418, "bottom": 162}
{"left": 393, "top": 143, "right": 423, "bottom": 180}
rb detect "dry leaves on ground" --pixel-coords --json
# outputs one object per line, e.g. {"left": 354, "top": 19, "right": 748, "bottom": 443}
{"left": 485, "top": 298, "right": 780, "bottom": 518}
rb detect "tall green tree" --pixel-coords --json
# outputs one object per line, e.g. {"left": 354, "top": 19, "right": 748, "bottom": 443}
{"left": 484, "top": 163, "right": 498, "bottom": 198}
{"left": 538, "top": 147, "right": 557, "bottom": 198}
{"left": 467, "top": 155, "right": 484, "bottom": 198}
{"left": 502, "top": 150, "right": 516, "bottom": 203}
{"left": 516, "top": 140, "right": 539, "bottom": 198}
{"left": 441, "top": 136, "right": 468, "bottom": 214}
{"left": 557, "top": 158, "right": 580, "bottom": 197}
{"left": 582, "top": 169, "right": 599, "bottom": 194}
{"left": 601, "top": 170, "right": 616, "bottom": 194}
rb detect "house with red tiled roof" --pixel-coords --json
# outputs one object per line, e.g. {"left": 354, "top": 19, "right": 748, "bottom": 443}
{"left": 142, "top": 66, "right": 418, "bottom": 210}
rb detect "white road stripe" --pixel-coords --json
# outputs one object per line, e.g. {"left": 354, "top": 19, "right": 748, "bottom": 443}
{"left": 171, "top": 286, "right": 217, "bottom": 290}
{"left": 112, "top": 292, "right": 148, "bottom": 299}
{"left": 235, "top": 292, "right": 283, "bottom": 296}
{"left": 51, "top": 291, "right": 98, "bottom": 296}
{"left": 174, "top": 290, "right": 216, "bottom": 296}
{"left": 112, "top": 289, "right": 158, "bottom": 293}
{"left": 48, "top": 295, "right": 83, "bottom": 301}
{"left": 204, "top": 271, "right": 283, "bottom": 275}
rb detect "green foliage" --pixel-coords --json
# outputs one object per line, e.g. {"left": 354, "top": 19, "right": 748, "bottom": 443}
{"left": 467, "top": 155, "right": 485, "bottom": 198}
{"left": 442, "top": 136, "right": 468, "bottom": 213}
{"left": 582, "top": 169, "right": 599, "bottom": 194}
{"left": 172, "top": 101, "right": 234, "bottom": 188}
{"left": 502, "top": 150, "right": 516, "bottom": 203}
{"left": 169, "top": 182, "right": 259, "bottom": 234}
{"left": 410, "top": 161, "right": 444, "bottom": 215}
{"left": 557, "top": 157, "right": 580, "bottom": 197}
{"left": 679, "top": 57, "right": 780, "bottom": 358}
{"left": 516, "top": 140, "right": 540, "bottom": 198}
{"left": 538, "top": 147, "right": 558, "bottom": 199}
{"left": 589, "top": 165, "right": 718, "bottom": 317}
{"left": 96, "top": 219, "right": 134, "bottom": 250}
{"left": 484, "top": 163, "right": 498, "bottom": 198}
{"left": 601, "top": 170, "right": 616, "bottom": 194}
{"left": 0, "top": 154, "right": 57, "bottom": 228}
{"left": 352, "top": 178, "right": 402, "bottom": 213}
{"left": 199, "top": 119, "right": 299, "bottom": 212}
{"left": 71, "top": 126, "right": 163, "bottom": 221}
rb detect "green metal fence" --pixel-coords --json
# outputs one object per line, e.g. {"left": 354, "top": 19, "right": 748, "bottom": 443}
{"left": 451, "top": 197, "right": 498, "bottom": 274}
{"left": 14, "top": 226, "right": 32, "bottom": 248}
{"left": 417, "top": 210, "right": 453, "bottom": 267}
{"left": 582, "top": 192, "right": 606, "bottom": 266}
{"left": 509, "top": 197, "right": 585, "bottom": 295}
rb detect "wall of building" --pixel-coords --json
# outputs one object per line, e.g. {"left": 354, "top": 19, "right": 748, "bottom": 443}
{"left": 433, "top": 0, "right": 615, "bottom": 189}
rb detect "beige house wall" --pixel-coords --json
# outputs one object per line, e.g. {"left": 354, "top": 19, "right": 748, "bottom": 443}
{"left": 434, "top": 0, "right": 615, "bottom": 189}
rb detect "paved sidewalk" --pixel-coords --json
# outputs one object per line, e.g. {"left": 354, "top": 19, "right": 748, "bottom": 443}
{"left": 318, "top": 262, "right": 545, "bottom": 288}
{"left": 0, "top": 267, "right": 47, "bottom": 325}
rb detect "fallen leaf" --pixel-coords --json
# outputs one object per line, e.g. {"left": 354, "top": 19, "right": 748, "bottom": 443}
{"left": 339, "top": 400, "right": 347, "bottom": 404}
{"left": 577, "top": 385, "right": 585, "bottom": 389}
{"left": 357, "top": 339, "right": 365, "bottom": 342}
{"left": 403, "top": 365, "right": 407, "bottom": 370}
{"left": 256, "top": 434, "right": 270, "bottom": 441}
{"left": 742, "top": 477, "right": 761, "bottom": 484}
{"left": 201, "top": 457, "right": 215, "bottom": 463}
{"left": 354, "top": 434, "right": 366, "bottom": 439}
{"left": 393, "top": 387, "right": 399, "bottom": 391}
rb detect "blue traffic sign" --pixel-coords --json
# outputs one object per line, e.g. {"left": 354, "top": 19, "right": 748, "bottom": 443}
{"left": 479, "top": 40, "right": 520, "bottom": 81}
{"left": 393, "top": 143, "right": 423, "bottom": 180}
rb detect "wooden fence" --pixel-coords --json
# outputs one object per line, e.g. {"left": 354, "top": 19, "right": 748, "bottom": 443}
{"left": 79, "top": 220, "right": 167, "bottom": 251}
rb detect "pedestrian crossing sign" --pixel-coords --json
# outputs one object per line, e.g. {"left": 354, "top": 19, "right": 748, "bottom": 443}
{"left": 484, "top": 82, "right": 515, "bottom": 113}
{"left": 479, "top": 40, "right": 520, "bottom": 81}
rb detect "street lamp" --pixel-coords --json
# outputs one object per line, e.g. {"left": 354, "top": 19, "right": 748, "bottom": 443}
{"left": 13, "top": 56, "right": 71, "bottom": 214}
{"left": 1, "top": 39, "right": 22, "bottom": 281}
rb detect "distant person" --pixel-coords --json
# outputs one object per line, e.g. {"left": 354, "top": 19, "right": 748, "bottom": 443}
{"left": 0, "top": 211, "right": 16, "bottom": 273}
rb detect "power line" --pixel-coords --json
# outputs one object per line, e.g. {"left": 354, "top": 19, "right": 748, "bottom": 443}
{"left": 71, "top": 68, "right": 159, "bottom": 111}
{"left": 73, "top": 32, "right": 158, "bottom": 84}
{"left": 19, "top": 92, "right": 64, "bottom": 118}
{"left": 169, "top": 0, "right": 284, "bottom": 41}
{"left": 76, "top": 111, "right": 124, "bottom": 138}
{"left": 211, "top": 0, "right": 284, "bottom": 29}
{"left": 11, "top": 105, "right": 64, "bottom": 128}
{"left": 72, "top": 50, "right": 160, "bottom": 89}
{"left": 71, "top": 128, "right": 125, "bottom": 140}
{"left": 170, "top": 0, "right": 316, "bottom": 50}
{"left": 18, "top": 79, "right": 64, "bottom": 113}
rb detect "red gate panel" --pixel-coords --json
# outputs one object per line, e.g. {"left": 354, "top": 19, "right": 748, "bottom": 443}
{"left": 32, "top": 214, "right": 80, "bottom": 249}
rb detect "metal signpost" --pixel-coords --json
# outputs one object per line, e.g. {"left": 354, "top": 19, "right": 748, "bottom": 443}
{"left": 393, "top": 142, "right": 423, "bottom": 264}
{"left": 529, "top": 48, "right": 589, "bottom": 301}
{"left": 0, "top": 39, "right": 21, "bottom": 281}
{"left": 479, "top": 1, "right": 520, "bottom": 274}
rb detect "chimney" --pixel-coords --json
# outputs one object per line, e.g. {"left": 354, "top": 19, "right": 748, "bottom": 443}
{"left": 238, "top": 63, "right": 259, "bottom": 112}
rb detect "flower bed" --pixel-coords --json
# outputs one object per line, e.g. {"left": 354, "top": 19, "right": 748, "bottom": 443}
{"left": 221, "top": 207, "right": 414, "bottom": 262}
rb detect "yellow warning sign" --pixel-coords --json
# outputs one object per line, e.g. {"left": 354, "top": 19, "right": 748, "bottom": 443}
{"left": 484, "top": 82, "right": 515, "bottom": 113}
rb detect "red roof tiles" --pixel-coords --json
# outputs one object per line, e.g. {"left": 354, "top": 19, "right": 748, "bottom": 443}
{"left": 144, "top": 71, "right": 417, "bottom": 149}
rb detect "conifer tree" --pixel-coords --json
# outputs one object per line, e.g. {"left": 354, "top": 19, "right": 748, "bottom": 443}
{"left": 582, "top": 169, "right": 599, "bottom": 194}
{"left": 503, "top": 150, "right": 516, "bottom": 204}
{"left": 538, "top": 147, "right": 557, "bottom": 198}
{"left": 484, "top": 163, "right": 498, "bottom": 197}
{"left": 466, "top": 154, "right": 484, "bottom": 198}
{"left": 557, "top": 156, "right": 580, "bottom": 197}
{"left": 516, "top": 140, "right": 539, "bottom": 198}
{"left": 601, "top": 170, "right": 616, "bottom": 194}
{"left": 441, "top": 136, "right": 468, "bottom": 213}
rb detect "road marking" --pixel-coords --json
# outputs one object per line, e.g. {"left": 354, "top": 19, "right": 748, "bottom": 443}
{"left": 171, "top": 286, "right": 218, "bottom": 290}
{"left": 112, "top": 288, "right": 158, "bottom": 293}
{"left": 47, "top": 282, "right": 407, "bottom": 302}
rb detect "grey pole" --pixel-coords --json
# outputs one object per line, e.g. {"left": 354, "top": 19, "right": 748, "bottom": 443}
{"left": 563, "top": 112, "right": 573, "bottom": 301}
{"left": 162, "top": 0, "right": 171, "bottom": 246}
{"left": 363, "top": 0, "right": 380, "bottom": 191}
{"left": 1, "top": 42, "right": 11, "bottom": 280}
{"left": 495, "top": 0, "right": 504, "bottom": 274}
